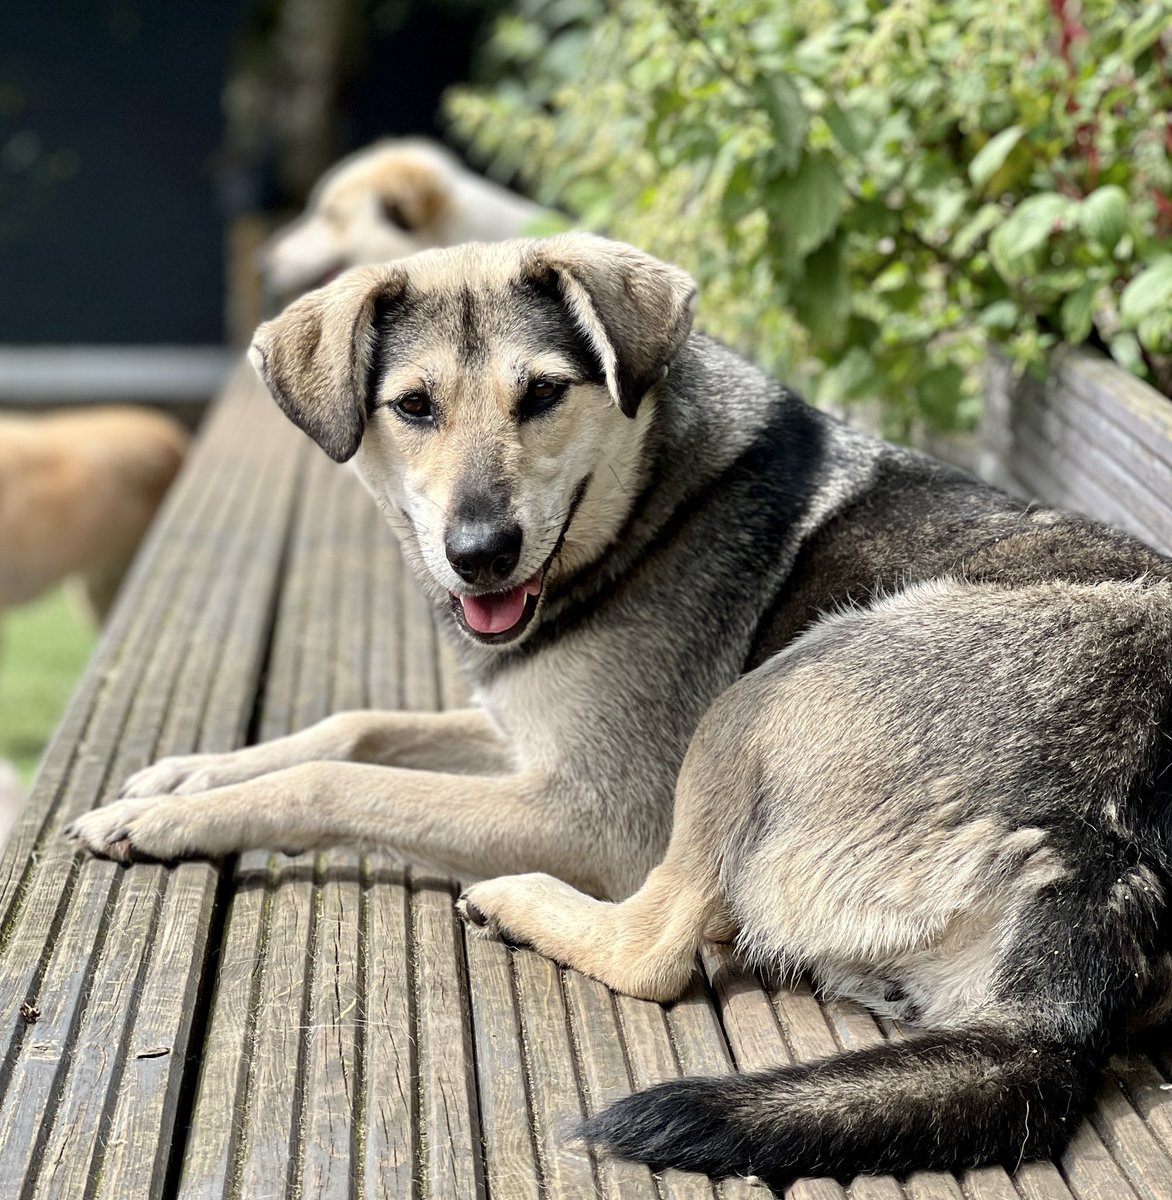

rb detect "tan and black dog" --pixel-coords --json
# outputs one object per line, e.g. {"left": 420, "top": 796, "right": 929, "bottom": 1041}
{"left": 68, "top": 235, "right": 1172, "bottom": 1188}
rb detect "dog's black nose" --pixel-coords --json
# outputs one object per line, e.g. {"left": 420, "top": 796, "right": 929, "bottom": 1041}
{"left": 445, "top": 521, "right": 522, "bottom": 585}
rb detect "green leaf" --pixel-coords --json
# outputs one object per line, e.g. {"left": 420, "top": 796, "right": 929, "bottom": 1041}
{"left": 815, "top": 345, "right": 879, "bottom": 406}
{"left": 1121, "top": 3, "right": 1171, "bottom": 61}
{"left": 823, "top": 102, "right": 869, "bottom": 156}
{"left": 1119, "top": 258, "right": 1172, "bottom": 327}
{"left": 979, "top": 299, "right": 1019, "bottom": 330}
{"left": 873, "top": 262, "right": 911, "bottom": 293}
{"left": 751, "top": 74, "right": 808, "bottom": 173}
{"left": 968, "top": 126, "right": 1024, "bottom": 189}
{"left": 790, "top": 234, "right": 850, "bottom": 347}
{"left": 927, "top": 187, "right": 967, "bottom": 236}
{"left": 950, "top": 203, "right": 1002, "bottom": 258}
{"left": 917, "top": 363, "right": 968, "bottom": 430}
{"left": 1078, "top": 186, "right": 1129, "bottom": 253}
{"left": 1138, "top": 310, "right": 1172, "bottom": 354}
{"left": 764, "top": 152, "right": 845, "bottom": 258}
{"left": 1110, "top": 331, "right": 1146, "bottom": 376}
{"left": 1060, "top": 281, "right": 1097, "bottom": 344}
{"left": 720, "top": 155, "right": 764, "bottom": 225}
{"left": 1033, "top": 266, "right": 1090, "bottom": 295}
{"left": 988, "top": 193, "right": 1077, "bottom": 281}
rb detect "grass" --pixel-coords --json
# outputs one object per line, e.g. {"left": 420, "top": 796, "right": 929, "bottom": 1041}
{"left": 0, "top": 588, "right": 99, "bottom": 784}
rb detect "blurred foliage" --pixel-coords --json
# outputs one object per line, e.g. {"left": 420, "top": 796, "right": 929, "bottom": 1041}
{"left": 448, "top": 0, "right": 1172, "bottom": 435}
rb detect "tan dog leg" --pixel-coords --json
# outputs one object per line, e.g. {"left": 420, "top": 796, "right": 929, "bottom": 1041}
{"left": 455, "top": 714, "right": 742, "bottom": 1001}
{"left": 456, "top": 857, "right": 727, "bottom": 1002}
{"left": 66, "top": 761, "right": 607, "bottom": 890}
{"left": 119, "top": 708, "right": 511, "bottom": 798}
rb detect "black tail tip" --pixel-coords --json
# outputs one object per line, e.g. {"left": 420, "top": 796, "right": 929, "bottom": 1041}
{"left": 579, "top": 1077, "right": 756, "bottom": 1181}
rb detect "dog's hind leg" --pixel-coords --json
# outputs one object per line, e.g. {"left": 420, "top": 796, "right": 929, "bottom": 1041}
{"left": 456, "top": 710, "right": 743, "bottom": 1002}
{"left": 581, "top": 850, "right": 1170, "bottom": 1187}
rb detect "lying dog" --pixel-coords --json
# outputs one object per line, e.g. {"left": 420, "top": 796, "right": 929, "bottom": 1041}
{"left": 68, "top": 235, "right": 1172, "bottom": 1189}
{"left": 261, "top": 138, "right": 548, "bottom": 299}
{"left": 0, "top": 406, "right": 189, "bottom": 619}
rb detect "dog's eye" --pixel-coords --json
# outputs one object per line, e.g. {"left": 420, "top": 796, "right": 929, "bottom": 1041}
{"left": 394, "top": 391, "right": 433, "bottom": 422}
{"left": 520, "top": 378, "right": 568, "bottom": 421}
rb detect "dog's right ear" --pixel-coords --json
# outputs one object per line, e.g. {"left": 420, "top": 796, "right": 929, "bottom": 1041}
{"left": 249, "top": 266, "right": 405, "bottom": 463}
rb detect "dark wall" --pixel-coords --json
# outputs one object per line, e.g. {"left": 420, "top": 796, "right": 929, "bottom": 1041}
{"left": 1, "top": 1, "right": 243, "bottom": 344}
{"left": 0, "top": 1, "right": 488, "bottom": 345}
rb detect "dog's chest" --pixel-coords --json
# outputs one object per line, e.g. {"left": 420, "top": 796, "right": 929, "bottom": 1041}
{"left": 475, "top": 421, "right": 880, "bottom": 777}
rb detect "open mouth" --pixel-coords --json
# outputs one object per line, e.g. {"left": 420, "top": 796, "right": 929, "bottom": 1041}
{"left": 450, "top": 570, "right": 544, "bottom": 644}
{"left": 446, "top": 473, "right": 591, "bottom": 647}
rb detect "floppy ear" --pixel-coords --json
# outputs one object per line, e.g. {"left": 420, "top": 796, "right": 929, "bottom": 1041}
{"left": 378, "top": 158, "right": 451, "bottom": 231}
{"left": 527, "top": 233, "right": 698, "bottom": 417}
{"left": 249, "top": 266, "right": 404, "bottom": 463}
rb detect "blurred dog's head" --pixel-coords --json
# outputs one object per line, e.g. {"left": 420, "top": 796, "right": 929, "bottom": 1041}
{"left": 250, "top": 234, "right": 697, "bottom": 647}
{"left": 261, "top": 140, "right": 458, "bottom": 300}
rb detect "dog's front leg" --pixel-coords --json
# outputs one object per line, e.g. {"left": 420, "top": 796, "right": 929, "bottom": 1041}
{"left": 67, "top": 762, "right": 601, "bottom": 890}
{"left": 119, "top": 708, "right": 512, "bottom": 798}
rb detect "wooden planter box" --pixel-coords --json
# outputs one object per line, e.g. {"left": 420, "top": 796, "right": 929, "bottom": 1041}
{"left": 981, "top": 347, "right": 1172, "bottom": 556}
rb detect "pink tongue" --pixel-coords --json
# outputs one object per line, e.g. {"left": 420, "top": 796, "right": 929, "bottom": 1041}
{"left": 460, "top": 572, "right": 542, "bottom": 636}
{"left": 461, "top": 586, "right": 528, "bottom": 635}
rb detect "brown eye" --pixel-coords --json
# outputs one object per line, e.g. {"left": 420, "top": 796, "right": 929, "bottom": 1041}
{"left": 520, "top": 377, "right": 568, "bottom": 421}
{"left": 394, "top": 391, "right": 433, "bottom": 422}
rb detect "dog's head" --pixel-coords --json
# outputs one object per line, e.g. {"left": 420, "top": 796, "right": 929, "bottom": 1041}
{"left": 250, "top": 234, "right": 697, "bottom": 647}
{"left": 260, "top": 140, "right": 456, "bottom": 299}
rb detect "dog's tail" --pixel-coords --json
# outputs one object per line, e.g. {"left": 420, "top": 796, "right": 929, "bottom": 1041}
{"left": 581, "top": 1025, "right": 1097, "bottom": 1186}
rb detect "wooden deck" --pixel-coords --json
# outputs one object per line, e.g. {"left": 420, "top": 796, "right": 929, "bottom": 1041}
{"left": 3, "top": 359, "right": 1172, "bottom": 1198}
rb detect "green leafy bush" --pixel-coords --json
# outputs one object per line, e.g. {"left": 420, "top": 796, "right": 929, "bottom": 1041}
{"left": 448, "top": 0, "right": 1172, "bottom": 434}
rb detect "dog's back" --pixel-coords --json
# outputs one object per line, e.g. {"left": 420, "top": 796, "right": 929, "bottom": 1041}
{"left": 0, "top": 406, "right": 188, "bottom": 615}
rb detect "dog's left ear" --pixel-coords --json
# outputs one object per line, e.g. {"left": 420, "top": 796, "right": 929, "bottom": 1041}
{"left": 379, "top": 159, "right": 450, "bottom": 231}
{"left": 249, "top": 266, "right": 404, "bottom": 463}
{"left": 528, "top": 234, "right": 698, "bottom": 417}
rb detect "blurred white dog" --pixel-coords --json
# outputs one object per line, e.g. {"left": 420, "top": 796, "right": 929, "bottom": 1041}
{"left": 260, "top": 138, "right": 549, "bottom": 299}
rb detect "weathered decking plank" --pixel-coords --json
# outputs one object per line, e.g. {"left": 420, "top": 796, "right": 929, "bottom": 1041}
{"left": 466, "top": 935, "right": 543, "bottom": 1200}
{"left": 180, "top": 448, "right": 355, "bottom": 1197}
{"left": 563, "top": 976, "right": 662, "bottom": 1200}
{"left": 1011, "top": 392, "right": 1172, "bottom": 552}
{"left": 511, "top": 952, "right": 598, "bottom": 1198}
{"left": 607, "top": 988, "right": 720, "bottom": 1200}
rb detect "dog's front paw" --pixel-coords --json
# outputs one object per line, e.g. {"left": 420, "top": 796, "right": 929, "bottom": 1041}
{"left": 64, "top": 796, "right": 210, "bottom": 863}
{"left": 456, "top": 890, "right": 500, "bottom": 936}
{"left": 120, "top": 751, "right": 251, "bottom": 799}
{"left": 457, "top": 873, "right": 582, "bottom": 949}
{"left": 121, "top": 755, "right": 205, "bottom": 799}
